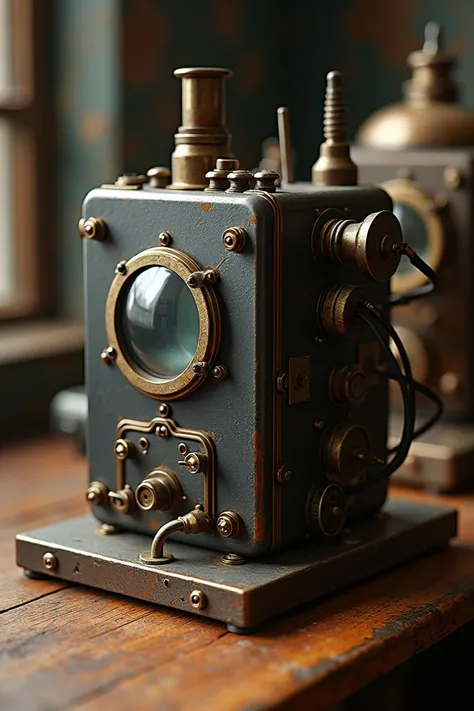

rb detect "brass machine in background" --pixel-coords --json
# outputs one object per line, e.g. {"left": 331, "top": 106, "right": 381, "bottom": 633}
{"left": 353, "top": 22, "right": 474, "bottom": 492}
{"left": 16, "top": 65, "right": 455, "bottom": 633}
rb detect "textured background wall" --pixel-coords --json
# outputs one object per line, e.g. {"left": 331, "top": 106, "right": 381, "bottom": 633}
{"left": 55, "top": 0, "right": 474, "bottom": 318}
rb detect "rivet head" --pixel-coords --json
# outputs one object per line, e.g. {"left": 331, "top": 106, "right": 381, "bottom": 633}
{"left": 192, "top": 361, "right": 208, "bottom": 376}
{"left": 114, "top": 438, "right": 132, "bottom": 459}
{"left": 115, "top": 260, "right": 127, "bottom": 275}
{"left": 189, "top": 590, "right": 207, "bottom": 610}
{"left": 42, "top": 552, "right": 58, "bottom": 571}
{"left": 277, "top": 466, "right": 292, "bottom": 484}
{"left": 115, "top": 172, "right": 147, "bottom": 187}
{"left": 156, "top": 425, "right": 169, "bottom": 438}
{"left": 147, "top": 166, "right": 171, "bottom": 188}
{"left": 222, "top": 226, "right": 247, "bottom": 252}
{"left": 158, "top": 231, "right": 172, "bottom": 246}
{"left": 158, "top": 403, "right": 170, "bottom": 417}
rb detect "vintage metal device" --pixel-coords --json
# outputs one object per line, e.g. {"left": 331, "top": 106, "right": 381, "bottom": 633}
{"left": 16, "top": 67, "right": 456, "bottom": 632}
{"left": 353, "top": 22, "right": 474, "bottom": 491}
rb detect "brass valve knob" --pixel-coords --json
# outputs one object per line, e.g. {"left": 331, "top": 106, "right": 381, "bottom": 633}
{"left": 319, "top": 284, "right": 366, "bottom": 340}
{"left": 316, "top": 210, "right": 402, "bottom": 282}
{"left": 324, "top": 423, "right": 383, "bottom": 487}
{"left": 135, "top": 469, "right": 183, "bottom": 512}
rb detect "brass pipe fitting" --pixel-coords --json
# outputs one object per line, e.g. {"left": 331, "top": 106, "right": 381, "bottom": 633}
{"left": 135, "top": 469, "right": 182, "bottom": 512}
{"left": 169, "top": 67, "right": 233, "bottom": 190}
{"left": 140, "top": 505, "right": 213, "bottom": 565}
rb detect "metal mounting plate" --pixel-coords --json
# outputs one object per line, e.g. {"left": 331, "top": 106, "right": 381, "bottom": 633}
{"left": 16, "top": 500, "right": 457, "bottom": 633}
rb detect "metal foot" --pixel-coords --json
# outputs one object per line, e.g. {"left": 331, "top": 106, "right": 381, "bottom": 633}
{"left": 23, "top": 569, "right": 50, "bottom": 580}
{"left": 227, "top": 623, "right": 260, "bottom": 635}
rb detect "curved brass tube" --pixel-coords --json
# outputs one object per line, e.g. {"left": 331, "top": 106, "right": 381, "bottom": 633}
{"left": 150, "top": 519, "right": 185, "bottom": 559}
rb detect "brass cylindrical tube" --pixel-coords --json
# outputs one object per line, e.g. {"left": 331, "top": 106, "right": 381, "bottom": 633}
{"left": 170, "top": 67, "right": 233, "bottom": 190}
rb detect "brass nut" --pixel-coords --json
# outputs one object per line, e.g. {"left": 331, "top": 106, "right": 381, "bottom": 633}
{"left": 221, "top": 553, "right": 246, "bottom": 566}
{"left": 86, "top": 481, "right": 109, "bottom": 507}
{"left": 211, "top": 364, "right": 228, "bottom": 380}
{"left": 42, "top": 552, "right": 58, "bottom": 571}
{"left": 184, "top": 451, "right": 207, "bottom": 474}
{"left": 108, "top": 486, "right": 135, "bottom": 514}
{"left": 277, "top": 466, "right": 292, "bottom": 484}
{"left": 216, "top": 511, "right": 242, "bottom": 538}
{"left": 78, "top": 217, "right": 107, "bottom": 241}
{"left": 114, "top": 438, "right": 133, "bottom": 460}
{"left": 189, "top": 590, "right": 207, "bottom": 610}
{"left": 135, "top": 469, "right": 182, "bottom": 512}
{"left": 158, "top": 231, "right": 172, "bottom": 246}
{"left": 222, "top": 226, "right": 247, "bottom": 252}
{"left": 100, "top": 346, "right": 117, "bottom": 364}
{"left": 444, "top": 166, "right": 462, "bottom": 189}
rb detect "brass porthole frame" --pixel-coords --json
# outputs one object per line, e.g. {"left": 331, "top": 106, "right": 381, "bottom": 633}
{"left": 105, "top": 247, "right": 220, "bottom": 399}
{"left": 383, "top": 178, "right": 445, "bottom": 294}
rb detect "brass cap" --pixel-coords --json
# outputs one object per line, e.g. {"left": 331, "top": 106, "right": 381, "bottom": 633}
{"left": 313, "top": 71, "right": 358, "bottom": 186}
{"left": 357, "top": 22, "right": 474, "bottom": 148}
{"left": 170, "top": 67, "right": 234, "bottom": 190}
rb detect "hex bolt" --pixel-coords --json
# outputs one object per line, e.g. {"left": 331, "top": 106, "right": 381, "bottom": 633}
{"left": 42, "top": 552, "right": 58, "bottom": 571}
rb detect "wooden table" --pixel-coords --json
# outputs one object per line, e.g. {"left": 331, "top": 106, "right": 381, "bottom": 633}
{"left": 2, "top": 437, "right": 474, "bottom": 711}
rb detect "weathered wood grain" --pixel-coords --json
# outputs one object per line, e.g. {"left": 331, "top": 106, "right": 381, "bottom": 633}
{"left": 2, "top": 438, "right": 474, "bottom": 711}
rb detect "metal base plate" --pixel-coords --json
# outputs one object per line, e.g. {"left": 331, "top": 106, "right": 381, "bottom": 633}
{"left": 390, "top": 417, "right": 474, "bottom": 492}
{"left": 16, "top": 500, "right": 457, "bottom": 632}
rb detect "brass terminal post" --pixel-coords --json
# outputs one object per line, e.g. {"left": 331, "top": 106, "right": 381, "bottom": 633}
{"left": 312, "top": 70, "right": 358, "bottom": 186}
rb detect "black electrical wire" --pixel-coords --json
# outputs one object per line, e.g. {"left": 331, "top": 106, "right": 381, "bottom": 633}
{"left": 389, "top": 242, "right": 438, "bottom": 308}
{"left": 347, "top": 308, "right": 415, "bottom": 494}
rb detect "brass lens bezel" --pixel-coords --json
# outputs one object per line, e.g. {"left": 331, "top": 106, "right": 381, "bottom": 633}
{"left": 105, "top": 247, "right": 220, "bottom": 399}
{"left": 383, "top": 178, "right": 444, "bottom": 294}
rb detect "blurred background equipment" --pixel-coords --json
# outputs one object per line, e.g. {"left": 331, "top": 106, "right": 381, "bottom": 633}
{"left": 354, "top": 22, "right": 474, "bottom": 492}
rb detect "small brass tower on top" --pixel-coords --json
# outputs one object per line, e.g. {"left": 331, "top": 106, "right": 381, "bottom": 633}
{"left": 312, "top": 71, "right": 358, "bottom": 186}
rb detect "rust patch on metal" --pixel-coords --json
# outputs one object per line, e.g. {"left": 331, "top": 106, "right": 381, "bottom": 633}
{"left": 200, "top": 202, "right": 212, "bottom": 212}
{"left": 253, "top": 430, "right": 265, "bottom": 541}
{"left": 248, "top": 216, "right": 257, "bottom": 224}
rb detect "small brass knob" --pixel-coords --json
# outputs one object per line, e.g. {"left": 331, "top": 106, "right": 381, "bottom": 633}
{"left": 315, "top": 210, "right": 402, "bottom": 282}
{"left": 319, "top": 284, "right": 366, "bottom": 339}
{"left": 86, "top": 481, "right": 109, "bottom": 507}
{"left": 307, "top": 484, "right": 346, "bottom": 537}
{"left": 330, "top": 366, "right": 367, "bottom": 405}
{"left": 135, "top": 469, "right": 182, "bottom": 512}
{"left": 226, "top": 170, "right": 253, "bottom": 193}
{"left": 324, "top": 423, "right": 381, "bottom": 487}
{"left": 254, "top": 169, "right": 280, "bottom": 192}
{"left": 147, "top": 166, "right": 171, "bottom": 188}
{"left": 78, "top": 217, "right": 107, "bottom": 241}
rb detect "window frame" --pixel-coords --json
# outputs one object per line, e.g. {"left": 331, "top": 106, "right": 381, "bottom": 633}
{"left": 0, "top": 0, "right": 56, "bottom": 321}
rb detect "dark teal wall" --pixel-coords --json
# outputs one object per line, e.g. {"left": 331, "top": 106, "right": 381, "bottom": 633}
{"left": 55, "top": 0, "right": 474, "bottom": 318}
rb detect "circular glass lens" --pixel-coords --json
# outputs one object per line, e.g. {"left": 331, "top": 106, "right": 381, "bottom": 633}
{"left": 393, "top": 202, "right": 429, "bottom": 276}
{"left": 121, "top": 266, "right": 200, "bottom": 379}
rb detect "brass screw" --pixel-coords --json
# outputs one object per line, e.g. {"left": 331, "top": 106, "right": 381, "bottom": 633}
{"left": 216, "top": 511, "right": 241, "bottom": 538}
{"left": 192, "top": 361, "right": 208, "bottom": 376}
{"left": 156, "top": 425, "right": 169, "bottom": 438}
{"left": 42, "top": 552, "right": 58, "bottom": 571}
{"left": 78, "top": 217, "right": 107, "bottom": 241}
{"left": 277, "top": 466, "right": 292, "bottom": 484}
{"left": 222, "top": 226, "right": 247, "bottom": 253}
{"left": 204, "top": 269, "right": 219, "bottom": 285}
{"left": 100, "top": 346, "right": 117, "bottom": 364}
{"left": 114, "top": 438, "right": 132, "bottom": 459}
{"left": 187, "top": 273, "right": 201, "bottom": 288}
{"left": 276, "top": 372, "right": 289, "bottom": 392}
{"left": 212, "top": 364, "right": 228, "bottom": 380}
{"left": 99, "top": 523, "right": 119, "bottom": 536}
{"left": 158, "top": 403, "right": 169, "bottom": 417}
{"left": 444, "top": 166, "right": 462, "bottom": 189}
{"left": 189, "top": 590, "right": 207, "bottom": 610}
{"left": 184, "top": 452, "right": 207, "bottom": 474}
{"left": 115, "top": 260, "right": 127, "bottom": 275}
{"left": 158, "top": 231, "right": 172, "bottom": 246}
